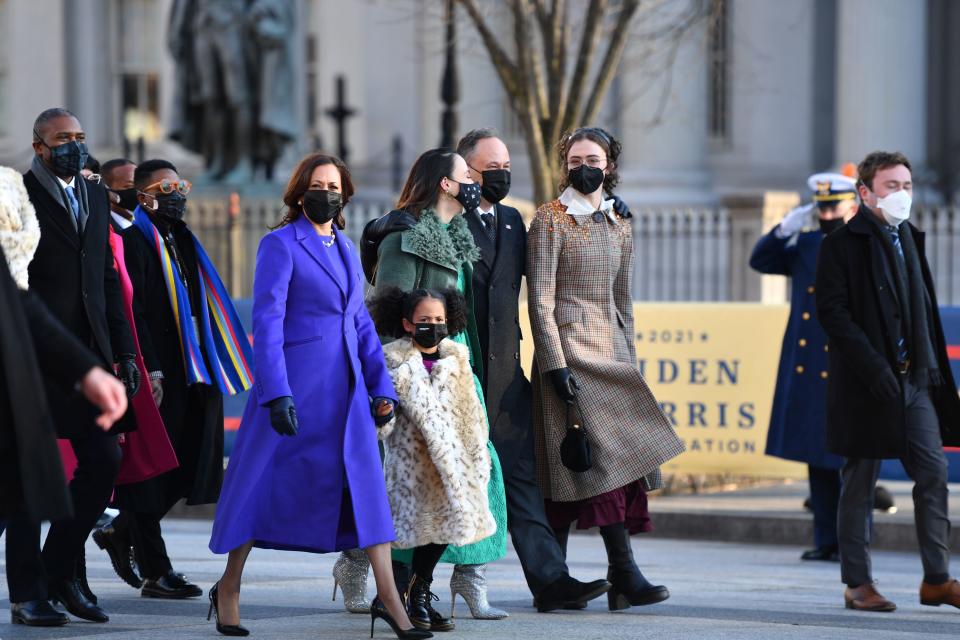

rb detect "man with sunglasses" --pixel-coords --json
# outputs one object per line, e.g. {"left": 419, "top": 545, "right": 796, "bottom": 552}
{"left": 96, "top": 159, "right": 235, "bottom": 599}
{"left": 8, "top": 108, "right": 139, "bottom": 625}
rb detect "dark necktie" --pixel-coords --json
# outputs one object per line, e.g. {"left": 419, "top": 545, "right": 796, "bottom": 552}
{"left": 481, "top": 212, "right": 496, "bottom": 242}
{"left": 887, "top": 225, "right": 909, "bottom": 363}
{"left": 65, "top": 184, "right": 82, "bottom": 232}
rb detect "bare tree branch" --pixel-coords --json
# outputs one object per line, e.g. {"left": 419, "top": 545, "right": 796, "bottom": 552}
{"left": 456, "top": 0, "right": 522, "bottom": 97}
{"left": 514, "top": 0, "right": 549, "bottom": 121}
{"left": 557, "top": 0, "right": 608, "bottom": 136}
{"left": 544, "top": 0, "right": 568, "bottom": 142}
{"left": 582, "top": 0, "right": 641, "bottom": 125}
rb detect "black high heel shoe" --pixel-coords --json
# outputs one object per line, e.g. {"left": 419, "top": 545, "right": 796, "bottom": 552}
{"left": 208, "top": 581, "right": 250, "bottom": 636}
{"left": 370, "top": 596, "right": 433, "bottom": 639}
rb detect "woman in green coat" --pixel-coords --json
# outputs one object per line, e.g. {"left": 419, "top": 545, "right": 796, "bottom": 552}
{"left": 371, "top": 149, "right": 508, "bottom": 628}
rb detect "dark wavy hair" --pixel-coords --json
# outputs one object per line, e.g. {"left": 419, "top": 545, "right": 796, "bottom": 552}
{"left": 557, "top": 126, "right": 622, "bottom": 196}
{"left": 275, "top": 152, "right": 354, "bottom": 230}
{"left": 395, "top": 148, "right": 458, "bottom": 219}
{"left": 367, "top": 286, "right": 469, "bottom": 339}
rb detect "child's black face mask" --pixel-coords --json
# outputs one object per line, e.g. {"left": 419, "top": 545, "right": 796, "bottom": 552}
{"left": 413, "top": 323, "right": 448, "bottom": 348}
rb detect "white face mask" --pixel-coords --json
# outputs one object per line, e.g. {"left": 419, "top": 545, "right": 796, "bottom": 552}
{"left": 873, "top": 188, "right": 912, "bottom": 226}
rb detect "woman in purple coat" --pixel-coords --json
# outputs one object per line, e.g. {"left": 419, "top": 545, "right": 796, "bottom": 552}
{"left": 207, "top": 153, "right": 430, "bottom": 639}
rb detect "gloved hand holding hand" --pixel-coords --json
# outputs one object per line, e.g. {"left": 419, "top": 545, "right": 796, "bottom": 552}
{"left": 869, "top": 368, "right": 900, "bottom": 401}
{"left": 268, "top": 395, "right": 298, "bottom": 436}
{"left": 549, "top": 368, "right": 580, "bottom": 403}
{"left": 775, "top": 203, "right": 815, "bottom": 239}
{"left": 372, "top": 397, "right": 396, "bottom": 427}
{"left": 610, "top": 194, "right": 632, "bottom": 219}
{"left": 116, "top": 354, "right": 141, "bottom": 398}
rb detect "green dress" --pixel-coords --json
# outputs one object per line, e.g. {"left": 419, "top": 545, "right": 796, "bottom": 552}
{"left": 375, "top": 212, "right": 507, "bottom": 565}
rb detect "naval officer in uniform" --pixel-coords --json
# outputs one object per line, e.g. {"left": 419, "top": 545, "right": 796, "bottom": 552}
{"left": 750, "top": 172, "right": 857, "bottom": 561}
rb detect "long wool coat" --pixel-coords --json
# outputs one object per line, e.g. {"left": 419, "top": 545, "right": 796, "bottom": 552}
{"left": 815, "top": 207, "right": 960, "bottom": 459}
{"left": 209, "top": 215, "right": 398, "bottom": 554}
{"left": 527, "top": 198, "right": 686, "bottom": 502}
{"left": 371, "top": 209, "right": 506, "bottom": 564}
{"left": 749, "top": 221, "right": 843, "bottom": 469}
{"left": 379, "top": 338, "right": 497, "bottom": 549}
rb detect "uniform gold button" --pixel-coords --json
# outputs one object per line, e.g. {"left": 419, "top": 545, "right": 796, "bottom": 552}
{"left": 820, "top": 371, "right": 828, "bottom": 379}
{"left": 807, "top": 286, "right": 815, "bottom": 294}
{"left": 802, "top": 312, "right": 810, "bottom": 320}
{"left": 799, "top": 339, "right": 807, "bottom": 347}
{"left": 796, "top": 366, "right": 804, "bottom": 374}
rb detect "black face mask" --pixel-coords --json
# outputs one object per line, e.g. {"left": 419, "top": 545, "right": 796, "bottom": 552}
{"left": 819, "top": 217, "right": 844, "bottom": 235}
{"left": 567, "top": 165, "right": 605, "bottom": 195}
{"left": 303, "top": 189, "right": 343, "bottom": 225}
{"left": 478, "top": 169, "right": 511, "bottom": 204}
{"left": 44, "top": 140, "right": 89, "bottom": 178}
{"left": 451, "top": 181, "right": 482, "bottom": 211}
{"left": 112, "top": 188, "right": 140, "bottom": 213}
{"left": 413, "top": 323, "right": 448, "bottom": 349}
{"left": 155, "top": 192, "right": 187, "bottom": 221}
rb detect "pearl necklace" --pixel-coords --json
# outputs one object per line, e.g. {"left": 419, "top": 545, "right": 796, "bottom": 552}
{"left": 320, "top": 232, "right": 336, "bottom": 248}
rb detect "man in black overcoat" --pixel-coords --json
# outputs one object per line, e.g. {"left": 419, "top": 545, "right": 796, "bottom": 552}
{"left": 816, "top": 151, "right": 960, "bottom": 613}
{"left": 95, "top": 159, "right": 222, "bottom": 599}
{"left": 7, "top": 108, "right": 140, "bottom": 625}
{"left": 0, "top": 246, "right": 129, "bottom": 625}
{"left": 456, "top": 129, "right": 610, "bottom": 612}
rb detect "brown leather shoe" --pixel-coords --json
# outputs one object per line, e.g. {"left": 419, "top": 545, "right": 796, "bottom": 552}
{"left": 920, "top": 578, "right": 960, "bottom": 608}
{"left": 844, "top": 584, "right": 897, "bottom": 612}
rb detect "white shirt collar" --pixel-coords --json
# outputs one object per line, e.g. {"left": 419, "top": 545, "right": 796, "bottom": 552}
{"left": 478, "top": 202, "right": 496, "bottom": 217}
{"left": 559, "top": 186, "right": 614, "bottom": 216}
{"left": 57, "top": 175, "right": 75, "bottom": 189}
{"left": 111, "top": 211, "right": 133, "bottom": 229}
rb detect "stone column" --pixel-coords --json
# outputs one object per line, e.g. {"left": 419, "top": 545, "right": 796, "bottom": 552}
{"left": 616, "top": 0, "right": 712, "bottom": 206}
{"left": 835, "top": 0, "right": 927, "bottom": 169}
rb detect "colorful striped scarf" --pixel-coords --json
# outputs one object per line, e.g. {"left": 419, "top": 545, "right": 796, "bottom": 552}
{"left": 132, "top": 208, "right": 253, "bottom": 395}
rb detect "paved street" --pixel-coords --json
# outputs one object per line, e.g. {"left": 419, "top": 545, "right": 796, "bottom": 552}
{"left": 2, "top": 518, "right": 959, "bottom": 639}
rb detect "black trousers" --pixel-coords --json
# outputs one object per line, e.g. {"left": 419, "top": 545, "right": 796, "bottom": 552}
{"left": 112, "top": 493, "right": 181, "bottom": 581}
{"left": 5, "top": 432, "right": 120, "bottom": 602}
{"left": 500, "top": 438, "right": 568, "bottom": 596}
{"left": 808, "top": 465, "right": 841, "bottom": 549}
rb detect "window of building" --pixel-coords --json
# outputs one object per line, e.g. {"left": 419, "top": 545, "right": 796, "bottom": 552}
{"left": 111, "top": 0, "right": 162, "bottom": 144}
{"left": 708, "top": 0, "right": 730, "bottom": 146}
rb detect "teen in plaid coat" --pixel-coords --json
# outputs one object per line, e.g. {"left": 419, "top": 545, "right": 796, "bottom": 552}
{"left": 527, "top": 127, "right": 685, "bottom": 611}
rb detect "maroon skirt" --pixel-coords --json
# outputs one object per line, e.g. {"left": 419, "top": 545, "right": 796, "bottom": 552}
{"left": 545, "top": 480, "right": 652, "bottom": 535}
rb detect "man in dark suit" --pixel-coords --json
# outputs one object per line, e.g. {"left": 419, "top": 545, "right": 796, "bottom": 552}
{"left": 6, "top": 108, "right": 140, "bottom": 625}
{"left": 95, "top": 159, "right": 219, "bottom": 600}
{"left": 816, "top": 151, "right": 960, "bottom": 613}
{"left": 456, "top": 128, "right": 609, "bottom": 612}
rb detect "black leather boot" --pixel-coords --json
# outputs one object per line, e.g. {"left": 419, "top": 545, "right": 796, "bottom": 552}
{"left": 599, "top": 523, "right": 669, "bottom": 611}
{"left": 406, "top": 575, "right": 454, "bottom": 632}
{"left": 75, "top": 545, "right": 98, "bottom": 604}
{"left": 48, "top": 578, "right": 109, "bottom": 622}
{"left": 93, "top": 518, "right": 143, "bottom": 589}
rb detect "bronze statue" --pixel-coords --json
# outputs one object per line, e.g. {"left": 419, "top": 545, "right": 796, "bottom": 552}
{"left": 168, "top": 0, "right": 297, "bottom": 184}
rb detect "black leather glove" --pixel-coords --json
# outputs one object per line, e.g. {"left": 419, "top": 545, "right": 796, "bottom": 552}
{"left": 549, "top": 368, "right": 580, "bottom": 403}
{"left": 610, "top": 194, "right": 632, "bottom": 219}
{"left": 869, "top": 368, "right": 900, "bottom": 401}
{"left": 372, "top": 396, "right": 396, "bottom": 427}
{"left": 268, "top": 396, "right": 298, "bottom": 436}
{"left": 116, "top": 354, "right": 140, "bottom": 398}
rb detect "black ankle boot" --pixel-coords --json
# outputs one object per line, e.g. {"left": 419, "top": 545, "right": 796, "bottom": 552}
{"left": 598, "top": 523, "right": 669, "bottom": 610}
{"left": 75, "top": 545, "right": 98, "bottom": 604}
{"left": 553, "top": 526, "right": 570, "bottom": 559}
{"left": 406, "top": 575, "right": 454, "bottom": 632}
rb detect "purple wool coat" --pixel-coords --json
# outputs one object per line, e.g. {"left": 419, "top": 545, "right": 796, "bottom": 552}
{"left": 209, "top": 215, "right": 398, "bottom": 554}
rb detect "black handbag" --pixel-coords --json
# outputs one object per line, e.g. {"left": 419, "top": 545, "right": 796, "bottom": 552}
{"left": 560, "top": 398, "right": 592, "bottom": 473}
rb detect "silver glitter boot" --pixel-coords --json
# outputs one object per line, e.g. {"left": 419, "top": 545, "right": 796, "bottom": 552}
{"left": 450, "top": 564, "right": 509, "bottom": 619}
{"left": 332, "top": 549, "right": 371, "bottom": 614}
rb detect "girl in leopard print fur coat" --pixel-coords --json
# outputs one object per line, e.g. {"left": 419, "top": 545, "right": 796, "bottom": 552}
{"left": 367, "top": 286, "right": 497, "bottom": 582}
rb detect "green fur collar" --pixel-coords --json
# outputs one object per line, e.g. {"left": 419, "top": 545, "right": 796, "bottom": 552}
{"left": 401, "top": 209, "right": 481, "bottom": 271}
